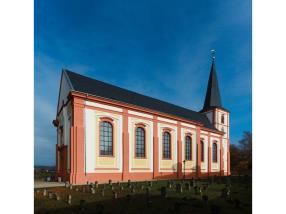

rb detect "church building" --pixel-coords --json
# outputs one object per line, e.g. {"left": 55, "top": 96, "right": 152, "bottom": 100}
{"left": 53, "top": 59, "right": 230, "bottom": 184}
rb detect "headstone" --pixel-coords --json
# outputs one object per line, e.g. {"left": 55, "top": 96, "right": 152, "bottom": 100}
{"left": 95, "top": 182, "right": 99, "bottom": 188}
{"left": 145, "top": 187, "right": 151, "bottom": 197}
{"left": 43, "top": 189, "right": 47, "bottom": 196}
{"left": 176, "top": 183, "right": 183, "bottom": 193}
{"left": 79, "top": 199, "right": 86, "bottom": 211}
{"left": 56, "top": 194, "right": 61, "bottom": 201}
{"left": 46, "top": 176, "right": 51, "bottom": 182}
{"left": 194, "top": 186, "right": 199, "bottom": 195}
{"left": 185, "top": 182, "right": 191, "bottom": 191}
{"left": 69, "top": 185, "right": 73, "bottom": 190}
{"left": 57, "top": 177, "right": 62, "bottom": 182}
{"left": 141, "top": 185, "right": 144, "bottom": 190}
{"left": 91, "top": 188, "right": 95, "bottom": 194}
{"left": 120, "top": 186, "right": 124, "bottom": 191}
{"left": 148, "top": 181, "right": 153, "bottom": 187}
{"left": 167, "top": 180, "right": 172, "bottom": 188}
{"left": 111, "top": 185, "right": 114, "bottom": 191}
{"left": 131, "top": 186, "right": 135, "bottom": 193}
{"left": 113, "top": 191, "right": 118, "bottom": 199}
{"left": 75, "top": 187, "right": 79, "bottom": 192}
{"left": 65, "top": 182, "right": 69, "bottom": 188}
{"left": 101, "top": 189, "right": 105, "bottom": 197}
{"left": 48, "top": 192, "right": 53, "bottom": 199}
{"left": 160, "top": 186, "right": 167, "bottom": 198}
{"left": 67, "top": 195, "right": 72, "bottom": 205}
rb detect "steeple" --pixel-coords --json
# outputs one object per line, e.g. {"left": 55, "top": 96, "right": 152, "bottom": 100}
{"left": 201, "top": 54, "right": 222, "bottom": 111}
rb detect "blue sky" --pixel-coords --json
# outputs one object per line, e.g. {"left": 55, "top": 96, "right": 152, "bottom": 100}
{"left": 35, "top": 0, "right": 252, "bottom": 166}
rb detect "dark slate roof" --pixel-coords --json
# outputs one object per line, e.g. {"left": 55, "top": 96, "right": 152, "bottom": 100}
{"left": 201, "top": 60, "right": 223, "bottom": 112}
{"left": 64, "top": 69, "right": 217, "bottom": 131}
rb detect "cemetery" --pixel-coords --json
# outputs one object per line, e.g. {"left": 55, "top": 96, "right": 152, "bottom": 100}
{"left": 34, "top": 176, "right": 251, "bottom": 214}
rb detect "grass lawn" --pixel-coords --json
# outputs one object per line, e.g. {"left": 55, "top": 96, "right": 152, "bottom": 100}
{"left": 34, "top": 176, "right": 252, "bottom": 214}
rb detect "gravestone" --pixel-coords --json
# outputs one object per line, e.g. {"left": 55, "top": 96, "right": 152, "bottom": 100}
{"left": 167, "top": 180, "right": 172, "bottom": 188}
{"left": 46, "top": 176, "right": 51, "bottom": 182}
{"left": 111, "top": 185, "right": 114, "bottom": 191}
{"left": 101, "top": 189, "right": 105, "bottom": 197}
{"left": 67, "top": 195, "right": 72, "bottom": 205}
{"left": 57, "top": 177, "right": 62, "bottom": 182}
{"left": 91, "top": 188, "right": 95, "bottom": 194}
{"left": 185, "top": 182, "right": 191, "bottom": 191}
{"left": 176, "top": 183, "right": 183, "bottom": 193}
{"left": 145, "top": 187, "right": 151, "bottom": 198}
{"left": 55, "top": 193, "right": 61, "bottom": 201}
{"left": 131, "top": 186, "right": 135, "bottom": 193}
{"left": 43, "top": 189, "right": 47, "bottom": 196}
{"left": 75, "top": 187, "right": 79, "bottom": 192}
{"left": 148, "top": 181, "right": 153, "bottom": 187}
{"left": 120, "top": 186, "right": 124, "bottom": 191}
{"left": 194, "top": 186, "right": 199, "bottom": 195}
{"left": 48, "top": 192, "right": 53, "bottom": 199}
{"left": 160, "top": 186, "right": 167, "bottom": 198}
{"left": 141, "top": 185, "right": 144, "bottom": 190}
{"left": 69, "top": 185, "right": 73, "bottom": 190}
{"left": 79, "top": 199, "right": 86, "bottom": 211}
{"left": 113, "top": 191, "right": 118, "bottom": 199}
{"left": 65, "top": 182, "right": 70, "bottom": 188}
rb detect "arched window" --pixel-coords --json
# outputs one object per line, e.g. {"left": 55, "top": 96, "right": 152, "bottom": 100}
{"left": 185, "top": 136, "right": 192, "bottom": 160}
{"left": 135, "top": 127, "right": 145, "bottom": 158}
{"left": 213, "top": 142, "right": 218, "bottom": 162}
{"left": 200, "top": 140, "right": 204, "bottom": 162}
{"left": 221, "top": 114, "right": 225, "bottom": 124}
{"left": 163, "top": 132, "right": 171, "bottom": 159}
{"left": 99, "top": 121, "right": 113, "bottom": 156}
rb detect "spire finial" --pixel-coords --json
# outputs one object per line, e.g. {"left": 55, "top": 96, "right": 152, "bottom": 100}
{"left": 211, "top": 49, "right": 216, "bottom": 61}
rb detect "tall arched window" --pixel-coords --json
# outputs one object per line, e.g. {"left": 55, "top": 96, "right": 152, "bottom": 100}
{"left": 99, "top": 121, "right": 113, "bottom": 156}
{"left": 213, "top": 142, "right": 218, "bottom": 162}
{"left": 185, "top": 136, "right": 192, "bottom": 160}
{"left": 200, "top": 140, "right": 204, "bottom": 162}
{"left": 135, "top": 127, "right": 145, "bottom": 158}
{"left": 221, "top": 114, "right": 225, "bottom": 124}
{"left": 163, "top": 132, "right": 171, "bottom": 159}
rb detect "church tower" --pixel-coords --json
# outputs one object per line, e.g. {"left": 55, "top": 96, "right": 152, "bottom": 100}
{"left": 200, "top": 53, "right": 230, "bottom": 175}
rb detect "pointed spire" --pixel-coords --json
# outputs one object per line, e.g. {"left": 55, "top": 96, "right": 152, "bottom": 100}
{"left": 202, "top": 53, "right": 222, "bottom": 111}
